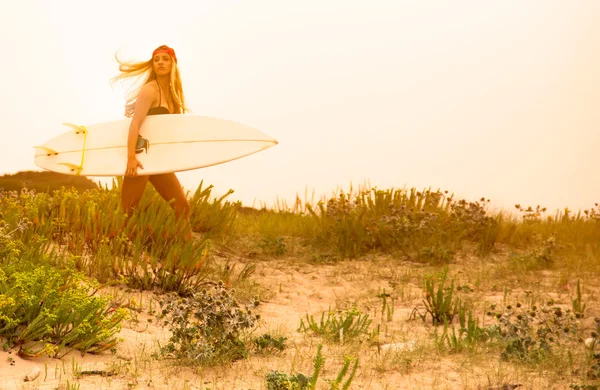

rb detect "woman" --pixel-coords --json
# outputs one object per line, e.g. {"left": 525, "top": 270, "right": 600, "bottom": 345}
{"left": 111, "top": 45, "right": 191, "bottom": 239}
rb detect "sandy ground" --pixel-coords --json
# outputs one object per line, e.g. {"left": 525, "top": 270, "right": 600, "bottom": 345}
{"left": 0, "top": 250, "right": 592, "bottom": 390}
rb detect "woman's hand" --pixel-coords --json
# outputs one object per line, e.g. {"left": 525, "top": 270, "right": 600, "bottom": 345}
{"left": 125, "top": 156, "right": 144, "bottom": 177}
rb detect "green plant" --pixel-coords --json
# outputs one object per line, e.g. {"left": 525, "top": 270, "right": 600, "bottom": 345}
{"left": 65, "top": 380, "right": 81, "bottom": 390}
{"left": 156, "top": 282, "right": 260, "bottom": 365}
{"left": 414, "top": 272, "right": 462, "bottom": 325}
{"left": 580, "top": 317, "right": 600, "bottom": 381}
{"left": 298, "top": 307, "right": 374, "bottom": 343}
{"left": 188, "top": 180, "right": 240, "bottom": 239}
{"left": 265, "top": 344, "right": 358, "bottom": 390}
{"left": 377, "top": 289, "right": 394, "bottom": 322}
{"left": 508, "top": 233, "right": 559, "bottom": 271}
{"left": 417, "top": 245, "right": 455, "bottom": 264}
{"left": 477, "top": 213, "right": 502, "bottom": 257}
{"left": 302, "top": 187, "right": 498, "bottom": 260}
{"left": 0, "top": 183, "right": 217, "bottom": 294}
{"left": 254, "top": 333, "right": 287, "bottom": 353}
{"left": 434, "top": 306, "right": 488, "bottom": 353}
{"left": 570, "top": 385, "right": 599, "bottom": 390}
{"left": 266, "top": 371, "right": 311, "bottom": 390}
{"left": 259, "top": 236, "right": 287, "bottom": 256}
{"left": 327, "top": 354, "right": 359, "bottom": 390}
{"left": 486, "top": 300, "right": 579, "bottom": 363}
{"left": 515, "top": 204, "right": 547, "bottom": 223}
{"left": 310, "top": 344, "right": 325, "bottom": 389}
{"left": 122, "top": 233, "right": 212, "bottom": 294}
{"left": 0, "top": 261, "right": 127, "bottom": 358}
{"left": 572, "top": 279, "right": 586, "bottom": 318}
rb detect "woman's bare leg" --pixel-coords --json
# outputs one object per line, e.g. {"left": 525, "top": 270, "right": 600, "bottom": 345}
{"left": 121, "top": 176, "right": 150, "bottom": 215}
{"left": 149, "top": 173, "right": 192, "bottom": 240}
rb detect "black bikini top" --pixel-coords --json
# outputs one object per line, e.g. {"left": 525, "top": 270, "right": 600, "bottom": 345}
{"left": 147, "top": 80, "right": 172, "bottom": 116}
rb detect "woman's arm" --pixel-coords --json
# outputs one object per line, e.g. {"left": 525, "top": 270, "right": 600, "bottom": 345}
{"left": 125, "top": 84, "right": 155, "bottom": 176}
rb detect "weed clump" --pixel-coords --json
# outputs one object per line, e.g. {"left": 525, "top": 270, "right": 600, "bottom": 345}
{"left": 434, "top": 306, "right": 490, "bottom": 353}
{"left": 266, "top": 344, "right": 358, "bottom": 390}
{"left": 266, "top": 371, "right": 311, "bottom": 390}
{"left": 508, "top": 233, "right": 560, "bottom": 271}
{"left": 254, "top": 333, "right": 287, "bottom": 354}
{"left": 156, "top": 282, "right": 260, "bottom": 365}
{"left": 487, "top": 300, "right": 579, "bottom": 363}
{"left": 412, "top": 268, "right": 464, "bottom": 326}
{"left": 572, "top": 317, "right": 600, "bottom": 386}
{"left": 298, "top": 307, "right": 375, "bottom": 343}
{"left": 259, "top": 236, "right": 288, "bottom": 256}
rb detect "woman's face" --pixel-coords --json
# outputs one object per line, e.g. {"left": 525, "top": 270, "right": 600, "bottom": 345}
{"left": 153, "top": 53, "right": 173, "bottom": 76}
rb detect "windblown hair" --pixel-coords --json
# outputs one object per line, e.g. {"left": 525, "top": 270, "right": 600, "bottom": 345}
{"left": 110, "top": 45, "right": 188, "bottom": 117}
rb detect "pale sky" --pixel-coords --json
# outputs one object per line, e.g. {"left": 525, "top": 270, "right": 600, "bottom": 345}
{"left": 2, "top": 1, "right": 599, "bottom": 213}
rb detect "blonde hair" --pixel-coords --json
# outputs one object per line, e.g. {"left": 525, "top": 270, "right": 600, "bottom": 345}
{"left": 111, "top": 46, "right": 188, "bottom": 117}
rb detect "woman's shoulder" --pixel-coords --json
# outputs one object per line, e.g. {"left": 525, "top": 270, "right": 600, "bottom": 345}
{"left": 138, "top": 82, "right": 160, "bottom": 101}
{"left": 141, "top": 81, "right": 159, "bottom": 94}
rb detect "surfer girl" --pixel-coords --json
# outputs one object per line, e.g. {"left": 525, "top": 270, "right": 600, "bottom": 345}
{"left": 111, "top": 45, "right": 191, "bottom": 239}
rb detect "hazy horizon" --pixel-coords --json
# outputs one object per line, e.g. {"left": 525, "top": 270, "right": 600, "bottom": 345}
{"left": 2, "top": 1, "right": 599, "bottom": 214}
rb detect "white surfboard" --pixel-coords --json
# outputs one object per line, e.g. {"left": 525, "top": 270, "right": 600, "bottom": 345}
{"left": 34, "top": 114, "right": 278, "bottom": 176}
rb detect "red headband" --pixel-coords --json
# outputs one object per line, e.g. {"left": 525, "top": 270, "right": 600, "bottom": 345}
{"left": 152, "top": 46, "right": 177, "bottom": 63}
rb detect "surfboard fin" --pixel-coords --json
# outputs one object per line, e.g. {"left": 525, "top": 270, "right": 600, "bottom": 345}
{"left": 62, "top": 123, "right": 88, "bottom": 135}
{"left": 58, "top": 162, "right": 83, "bottom": 175}
{"left": 60, "top": 123, "right": 88, "bottom": 175}
{"left": 33, "top": 146, "right": 59, "bottom": 156}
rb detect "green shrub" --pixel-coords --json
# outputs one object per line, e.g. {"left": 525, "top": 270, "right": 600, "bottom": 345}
{"left": 0, "top": 260, "right": 126, "bottom": 357}
{"left": 156, "top": 282, "right": 260, "bottom": 365}
{"left": 486, "top": 300, "right": 579, "bottom": 363}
